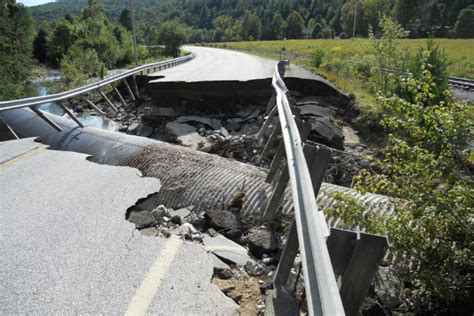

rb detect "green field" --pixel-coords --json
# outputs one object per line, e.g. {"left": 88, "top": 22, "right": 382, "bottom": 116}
{"left": 211, "top": 39, "right": 474, "bottom": 78}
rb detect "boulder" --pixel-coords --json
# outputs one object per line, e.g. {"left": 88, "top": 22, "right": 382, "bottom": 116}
{"left": 245, "top": 227, "right": 280, "bottom": 259}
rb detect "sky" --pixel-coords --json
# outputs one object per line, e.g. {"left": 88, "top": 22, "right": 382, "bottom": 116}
{"left": 18, "top": 0, "right": 54, "bottom": 7}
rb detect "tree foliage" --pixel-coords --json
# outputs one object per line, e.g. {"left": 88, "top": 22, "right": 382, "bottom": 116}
{"left": 285, "top": 11, "right": 304, "bottom": 39}
{"left": 328, "top": 48, "right": 474, "bottom": 314}
{"left": 29, "top": 0, "right": 474, "bottom": 42}
{"left": 0, "top": 0, "right": 34, "bottom": 100}
{"left": 155, "top": 19, "right": 186, "bottom": 57}
{"left": 454, "top": 5, "right": 474, "bottom": 38}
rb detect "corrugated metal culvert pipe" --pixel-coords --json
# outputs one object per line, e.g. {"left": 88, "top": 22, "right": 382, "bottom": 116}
{"left": 1, "top": 108, "right": 391, "bottom": 227}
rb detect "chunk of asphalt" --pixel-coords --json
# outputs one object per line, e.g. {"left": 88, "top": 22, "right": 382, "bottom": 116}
{"left": 127, "top": 210, "right": 157, "bottom": 229}
{"left": 202, "top": 234, "right": 255, "bottom": 266}
{"left": 170, "top": 206, "right": 192, "bottom": 219}
{"left": 246, "top": 227, "right": 280, "bottom": 259}
{"left": 209, "top": 253, "right": 231, "bottom": 270}
{"left": 176, "top": 115, "right": 222, "bottom": 130}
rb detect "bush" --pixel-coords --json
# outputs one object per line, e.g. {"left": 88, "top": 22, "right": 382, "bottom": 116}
{"left": 330, "top": 52, "right": 473, "bottom": 314}
{"left": 400, "top": 39, "right": 449, "bottom": 103}
{"left": 61, "top": 47, "right": 103, "bottom": 88}
{"left": 310, "top": 48, "right": 325, "bottom": 67}
{"left": 156, "top": 19, "right": 186, "bottom": 57}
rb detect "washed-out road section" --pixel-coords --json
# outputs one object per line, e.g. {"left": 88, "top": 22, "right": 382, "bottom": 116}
{"left": 0, "top": 138, "right": 237, "bottom": 315}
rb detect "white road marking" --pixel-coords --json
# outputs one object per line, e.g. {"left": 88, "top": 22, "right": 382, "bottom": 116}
{"left": 125, "top": 236, "right": 183, "bottom": 316}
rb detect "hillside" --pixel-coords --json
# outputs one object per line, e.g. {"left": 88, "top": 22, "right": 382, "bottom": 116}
{"left": 30, "top": 0, "right": 474, "bottom": 41}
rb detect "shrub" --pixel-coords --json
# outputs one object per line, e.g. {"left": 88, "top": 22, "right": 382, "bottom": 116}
{"left": 330, "top": 52, "right": 473, "bottom": 314}
{"left": 61, "top": 47, "right": 103, "bottom": 88}
{"left": 310, "top": 48, "right": 325, "bottom": 67}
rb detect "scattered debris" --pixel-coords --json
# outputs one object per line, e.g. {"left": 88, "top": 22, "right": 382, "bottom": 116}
{"left": 177, "top": 115, "right": 222, "bottom": 130}
{"left": 245, "top": 226, "right": 280, "bottom": 259}
{"left": 202, "top": 234, "right": 255, "bottom": 266}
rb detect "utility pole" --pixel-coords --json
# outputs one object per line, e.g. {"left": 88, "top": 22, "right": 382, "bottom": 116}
{"left": 129, "top": 0, "right": 139, "bottom": 66}
{"left": 352, "top": 0, "right": 358, "bottom": 38}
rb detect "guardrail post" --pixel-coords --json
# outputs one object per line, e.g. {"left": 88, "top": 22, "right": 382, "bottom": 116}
{"left": 123, "top": 78, "right": 136, "bottom": 101}
{"left": 261, "top": 121, "right": 281, "bottom": 158}
{"left": 338, "top": 233, "right": 388, "bottom": 316}
{"left": 80, "top": 96, "right": 105, "bottom": 115}
{"left": 132, "top": 75, "right": 140, "bottom": 99}
{"left": 265, "top": 93, "right": 276, "bottom": 115}
{"left": 57, "top": 101, "right": 84, "bottom": 128}
{"left": 266, "top": 119, "right": 312, "bottom": 184}
{"left": 256, "top": 105, "right": 277, "bottom": 142}
{"left": 97, "top": 90, "right": 118, "bottom": 113}
{"left": 270, "top": 143, "right": 332, "bottom": 306}
{"left": 112, "top": 84, "right": 128, "bottom": 108}
{"left": 273, "top": 220, "right": 298, "bottom": 287}
{"left": 28, "top": 106, "right": 63, "bottom": 132}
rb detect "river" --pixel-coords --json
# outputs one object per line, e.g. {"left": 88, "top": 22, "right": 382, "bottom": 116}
{"left": 31, "top": 74, "right": 120, "bottom": 132}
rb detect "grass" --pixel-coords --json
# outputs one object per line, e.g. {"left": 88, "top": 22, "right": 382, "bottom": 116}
{"left": 209, "top": 38, "right": 474, "bottom": 78}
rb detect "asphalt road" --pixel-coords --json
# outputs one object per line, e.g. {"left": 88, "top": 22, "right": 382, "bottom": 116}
{"left": 0, "top": 138, "right": 238, "bottom": 315}
{"left": 149, "top": 45, "right": 317, "bottom": 82}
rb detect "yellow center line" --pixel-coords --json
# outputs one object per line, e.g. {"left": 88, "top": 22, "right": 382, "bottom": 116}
{"left": 0, "top": 146, "right": 47, "bottom": 171}
{"left": 125, "top": 236, "right": 183, "bottom": 316}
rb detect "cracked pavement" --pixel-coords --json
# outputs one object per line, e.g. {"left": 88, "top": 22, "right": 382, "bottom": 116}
{"left": 0, "top": 138, "right": 238, "bottom": 315}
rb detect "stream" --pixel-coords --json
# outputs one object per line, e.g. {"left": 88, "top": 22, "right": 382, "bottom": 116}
{"left": 31, "top": 73, "right": 120, "bottom": 132}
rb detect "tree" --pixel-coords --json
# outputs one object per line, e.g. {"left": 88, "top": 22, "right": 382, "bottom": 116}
{"left": 240, "top": 10, "right": 262, "bottom": 41}
{"left": 454, "top": 5, "right": 474, "bottom": 38}
{"left": 285, "top": 11, "right": 304, "bottom": 39}
{"left": 33, "top": 28, "right": 48, "bottom": 64}
{"left": 157, "top": 19, "right": 186, "bottom": 57}
{"left": 119, "top": 9, "right": 132, "bottom": 31}
{"left": 0, "top": 0, "right": 34, "bottom": 100}
{"left": 269, "top": 12, "right": 284, "bottom": 39}
{"left": 369, "top": 15, "right": 405, "bottom": 93}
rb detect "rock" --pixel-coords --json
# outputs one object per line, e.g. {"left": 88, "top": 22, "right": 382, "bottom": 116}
{"left": 166, "top": 122, "right": 211, "bottom": 150}
{"left": 205, "top": 209, "right": 242, "bottom": 232}
{"left": 173, "top": 223, "right": 198, "bottom": 235}
{"left": 138, "top": 125, "right": 154, "bottom": 137}
{"left": 246, "top": 227, "right": 280, "bottom": 259}
{"left": 220, "top": 286, "right": 236, "bottom": 294}
{"left": 140, "top": 227, "right": 159, "bottom": 237}
{"left": 170, "top": 207, "right": 192, "bottom": 219}
{"left": 210, "top": 254, "right": 231, "bottom": 270}
{"left": 298, "top": 103, "right": 337, "bottom": 118}
{"left": 244, "top": 261, "right": 269, "bottom": 277}
{"left": 309, "top": 116, "right": 344, "bottom": 151}
{"left": 170, "top": 215, "right": 182, "bottom": 225}
{"left": 176, "top": 115, "right": 222, "bottom": 130}
{"left": 128, "top": 210, "right": 157, "bottom": 229}
{"left": 127, "top": 122, "right": 141, "bottom": 135}
{"left": 203, "top": 234, "right": 255, "bottom": 266}
{"left": 220, "top": 127, "right": 230, "bottom": 137}
{"left": 151, "top": 205, "right": 170, "bottom": 223}
{"left": 214, "top": 267, "right": 233, "bottom": 279}
{"left": 208, "top": 228, "right": 219, "bottom": 237}
{"left": 225, "top": 122, "right": 240, "bottom": 132}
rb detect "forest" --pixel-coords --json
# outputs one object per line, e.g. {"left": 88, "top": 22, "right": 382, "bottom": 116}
{"left": 31, "top": 0, "right": 474, "bottom": 43}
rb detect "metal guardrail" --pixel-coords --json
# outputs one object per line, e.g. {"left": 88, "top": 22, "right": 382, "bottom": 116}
{"left": 269, "top": 61, "right": 345, "bottom": 315}
{"left": 0, "top": 54, "right": 193, "bottom": 111}
{"left": 0, "top": 54, "right": 192, "bottom": 132}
